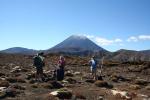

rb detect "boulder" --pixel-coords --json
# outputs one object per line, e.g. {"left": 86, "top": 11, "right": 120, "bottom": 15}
{"left": 26, "top": 73, "right": 35, "bottom": 80}
{"left": 6, "top": 77, "right": 26, "bottom": 83}
{"left": 98, "top": 95, "right": 104, "bottom": 100}
{"left": 74, "top": 72, "right": 82, "bottom": 75}
{"left": 97, "top": 76, "right": 103, "bottom": 80}
{"left": 0, "top": 78, "right": 6, "bottom": 81}
{"left": 12, "top": 84, "right": 26, "bottom": 90}
{"left": 111, "top": 89, "right": 131, "bottom": 100}
{"left": 66, "top": 78, "right": 77, "bottom": 84}
{"left": 0, "top": 73, "right": 5, "bottom": 77}
{"left": 31, "top": 84, "right": 38, "bottom": 88}
{"left": 29, "top": 79, "right": 37, "bottom": 84}
{"left": 6, "top": 77, "right": 17, "bottom": 83}
{"left": 12, "top": 66, "right": 20, "bottom": 70}
{"left": 50, "top": 88, "right": 72, "bottom": 99}
{"left": 41, "top": 83, "right": 53, "bottom": 89}
{"left": 45, "top": 94, "right": 59, "bottom": 100}
{"left": 43, "top": 77, "right": 55, "bottom": 82}
{"left": 0, "top": 87, "right": 7, "bottom": 99}
{"left": 17, "top": 78, "right": 26, "bottom": 83}
{"left": 145, "top": 86, "right": 150, "bottom": 90}
{"left": 0, "top": 81, "right": 9, "bottom": 87}
{"left": 85, "top": 79, "right": 95, "bottom": 83}
{"left": 110, "top": 74, "right": 129, "bottom": 82}
{"left": 0, "top": 87, "right": 7, "bottom": 92}
{"left": 111, "top": 77, "right": 118, "bottom": 82}
{"left": 21, "top": 68, "right": 28, "bottom": 72}
{"left": 65, "top": 71, "right": 74, "bottom": 77}
{"left": 50, "top": 81, "right": 63, "bottom": 89}
{"left": 10, "top": 66, "right": 22, "bottom": 73}
{"left": 95, "top": 81, "right": 113, "bottom": 89}
{"left": 6, "top": 87, "right": 17, "bottom": 97}
{"left": 134, "top": 79, "right": 149, "bottom": 86}
{"left": 75, "top": 93, "right": 86, "bottom": 99}
{"left": 0, "top": 91, "right": 6, "bottom": 99}
{"left": 129, "top": 85, "right": 141, "bottom": 90}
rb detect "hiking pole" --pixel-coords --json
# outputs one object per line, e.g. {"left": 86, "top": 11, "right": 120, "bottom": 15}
{"left": 100, "top": 56, "right": 104, "bottom": 76}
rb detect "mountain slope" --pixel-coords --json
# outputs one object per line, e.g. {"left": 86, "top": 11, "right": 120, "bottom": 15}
{"left": 47, "top": 35, "right": 108, "bottom": 56}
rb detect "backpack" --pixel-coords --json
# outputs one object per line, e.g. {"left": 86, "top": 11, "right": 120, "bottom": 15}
{"left": 33, "top": 56, "right": 44, "bottom": 66}
{"left": 90, "top": 59, "right": 97, "bottom": 68}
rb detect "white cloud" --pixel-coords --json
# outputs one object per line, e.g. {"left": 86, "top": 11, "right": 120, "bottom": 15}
{"left": 127, "top": 36, "right": 138, "bottom": 42}
{"left": 95, "top": 37, "right": 114, "bottom": 46}
{"left": 82, "top": 34, "right": 123, "bottom": 46}
{"left": 82, "top": 34, "right": 149, "bottom": 47}
{"left": 83, "top": 34, "right": 95, "bottom": 39}
{"left": 95, "top": 37, "right": 123, "bottom": 46}
{"left": 138, "top": 35, "right": 150, "bottom": 40}
{"left": 119, "top": 43, "right": 124, "bottom": 46}
{"left": 127, "top": 35, "right": 150, "bottom": 42}
{"left": 115, "top": 39, "right": 123, "bottom": 42}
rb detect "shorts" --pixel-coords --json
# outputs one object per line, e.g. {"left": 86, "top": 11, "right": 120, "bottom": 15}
{"left": 91, "top": 67, "right": 97, "bottom": 73}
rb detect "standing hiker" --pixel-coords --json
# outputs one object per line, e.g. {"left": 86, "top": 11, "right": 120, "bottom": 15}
{"left": 56, "top": 55, "right": 66, "bottom": 81}
{"left": 89, "top": 56, "right": 98, "bottom": 80}
{"left": 33, "top": 52, "right": 45, "bottom": 82}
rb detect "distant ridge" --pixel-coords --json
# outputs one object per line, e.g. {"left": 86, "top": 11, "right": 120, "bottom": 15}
{"left": 0, "top": 35, "right": 150, "bottom": 62}
{"left": 0, "top": 47, "right": 37, "bottom": 55}
{"left": 106, "top": 49, "right": 150, "bottom": 62}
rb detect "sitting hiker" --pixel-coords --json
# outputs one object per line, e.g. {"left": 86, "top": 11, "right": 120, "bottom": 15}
{"left": 89, "top": 56, "right": 97, "bottom": 80}
{"left": 33, "top": 52, "right": 45, "bottom": 82}
{"left": 56, "top": 55, "right": 66, "bottom": 81}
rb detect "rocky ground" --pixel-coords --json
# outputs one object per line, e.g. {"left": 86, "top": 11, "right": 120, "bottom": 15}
{"left": 0, "top": 53, "right": 150, "bottom": 100}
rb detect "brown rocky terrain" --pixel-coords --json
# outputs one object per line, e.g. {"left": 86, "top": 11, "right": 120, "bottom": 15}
{"left": 0, "top": 53, "right": 150, "bottom": 100}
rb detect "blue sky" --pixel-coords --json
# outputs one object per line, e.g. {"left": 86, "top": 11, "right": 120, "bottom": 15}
{"left": 0, "top": 0, "right": 150, "bottom": 51}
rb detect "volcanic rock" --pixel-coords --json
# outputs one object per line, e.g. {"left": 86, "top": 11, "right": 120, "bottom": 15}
{"left": 74, "top": 72, "right": 82, "bottom": 75}
{"left": 0, "top": 81, "right": 9, "bottom": 87}
{"left": 111, "top": 89, "right": 131, "bottom": 100}
{"left": 66, "top": 78, "right": 77, "bottom": 84}
{"left": 31, "top": 84, "right": 39, "bottom": 88}
{"left": 65, "top": 71, "right": 74, "bottom": 77}
{"left": 12, "top": 84, "right": 26, "bottom": 90}
{"left": 75, "top": 92, "right": 86, "bottom": 99}
{"left": 6, "top": 77, "right": 26, "bottom": 83}
{"left": 95, "top": 81, "right": 113, "bottom": 89}
{"left": 41, "top": 83, "right": 53, "bottom": 89}
{"left": 85, "top": 79, "right": 95, "bottom": 83}
{"left": 134, "top": 79, "right": 149, "bottom": 86}
{"left": 46, "top": 94, "right": 59, "bottom": 100}
{"left": 145, "top": 86, "right": 150, "bottom": 90}
{"left": 50, "top": 81, "right": 63, "bottom": 89}
{"left": 0, "top": 73, "right": 5, "bottom": 77}
{"left": 50, "top": 88, "right": 72, "bottom": 99}
{"left": 29, "top": 79, "right": 37, "bottom": 84}
{"left": 6, "top": 87, "right": 17, "bottom": 97}
{"left": 0, "top": 87, "right": 7, "bottom": 99}
{"left": 129, "top": 84, "right": 141, "bottom": 90}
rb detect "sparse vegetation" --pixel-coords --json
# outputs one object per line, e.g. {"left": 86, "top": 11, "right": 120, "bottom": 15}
{"left": 0, "top": 53, "right": 149, "bottom": 100}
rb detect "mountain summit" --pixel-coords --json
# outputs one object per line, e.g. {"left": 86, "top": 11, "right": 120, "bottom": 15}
{"left": 48, "top": 35, "right": 107, "bottom": 55}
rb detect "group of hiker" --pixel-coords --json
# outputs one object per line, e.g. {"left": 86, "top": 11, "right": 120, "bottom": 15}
{"left": 33, "top": 52, "right": 102, "bottom": 82}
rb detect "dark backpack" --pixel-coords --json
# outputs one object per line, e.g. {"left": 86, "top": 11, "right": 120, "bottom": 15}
{"left": 33, "top": 56, "right": 43, "bottom": 66}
